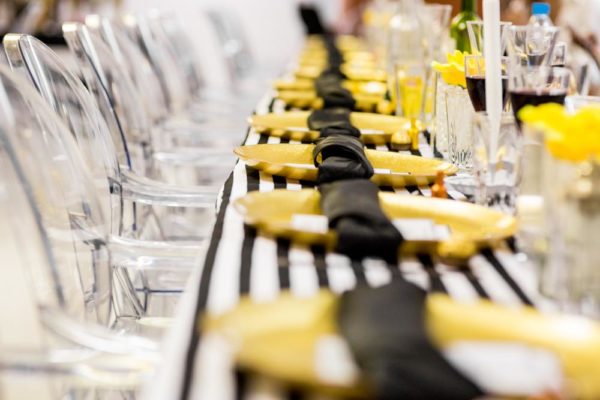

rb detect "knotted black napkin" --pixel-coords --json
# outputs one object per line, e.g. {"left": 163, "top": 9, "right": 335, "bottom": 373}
{"left": 313, "top": 136, "right": 373, "bottom": 185}
{"left": 315, "top": 68, "right": 356, "bottom": 109}
{"left": 307, "top": 108, "right": 360, "bottom": 138}
{"left": 319, "top": 179, "right": 402, "bottom": 263}
{"left": 338, "top": 279, "right": 483, "bottom": 400}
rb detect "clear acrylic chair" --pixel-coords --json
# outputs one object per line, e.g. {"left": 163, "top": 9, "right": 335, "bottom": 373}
{"left": 0, "top": 63, "right": 165, "bottom": 352}
{"left": 143, "top": 11, "right": 256, "bottom": 112}
{"left": 3, "top": 33, "right": 219, "bottom": 242}
{"left": 0, "top": 72, "right": 159, "bottom": 399}
{"left": 84, "top": 14, "right": 246, "bottom": 147}
{"left": 61, "top": 23, "right": 236, "bottom": 190}
{"left": 2, "top": 35, "right": 209, "bottom": 327}
{"left": 205, "top": 7, "right": 255, "bottom": 83}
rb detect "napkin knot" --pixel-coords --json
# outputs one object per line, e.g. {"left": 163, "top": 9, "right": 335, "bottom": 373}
{"left": 313, "top": 136, "right": 373, "bottom": 184}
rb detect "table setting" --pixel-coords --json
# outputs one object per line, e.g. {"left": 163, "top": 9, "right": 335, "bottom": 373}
{"left": 0, "top": 0, "right": 599, "bottom": 399}
{"left": 147, "top": 1, "right": 600, "bottom": 399}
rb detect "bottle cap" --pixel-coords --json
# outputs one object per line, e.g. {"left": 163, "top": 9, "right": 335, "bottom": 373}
{"left": 532, "top": 2, "right": 550, "bottom": 16}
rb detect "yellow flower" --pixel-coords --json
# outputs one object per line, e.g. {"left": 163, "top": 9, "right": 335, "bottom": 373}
{"left": 519, "top": 104, "right": 600, "bottom": 162}
{"left": 432, "top": 50, "right": 468, "bottom": 88}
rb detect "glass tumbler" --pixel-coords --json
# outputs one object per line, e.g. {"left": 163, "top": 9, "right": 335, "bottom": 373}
{"left": 472, "top": 112, "right": 522, "bottom": 213}
{"left": 446, "top": 84, "right": 474, "bottom": 171}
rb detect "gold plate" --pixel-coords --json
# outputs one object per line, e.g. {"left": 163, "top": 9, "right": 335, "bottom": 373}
{"left": 249, "top": 111, "right": 415, "bottom": 145}
{"left": 205, "top": 290, "right": 600, "bottom": 399}
{"left": 274, "top": 79, "right": 387, "bottom": 97}
{"left": 295, "top": 65, "right": 387, "bottom": 82}
{"left": 275, "top": 91, "right": 395, "bottom": 115}
{"left": 235, "top": 144, "right": 455, "bottom": 187}
{"left": 233, "top": 189, "right": 515, "bottom": 258}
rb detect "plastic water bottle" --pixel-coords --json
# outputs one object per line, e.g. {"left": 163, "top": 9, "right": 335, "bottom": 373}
{"left": 528, "top": 2, "right": 553, "bottom": 27}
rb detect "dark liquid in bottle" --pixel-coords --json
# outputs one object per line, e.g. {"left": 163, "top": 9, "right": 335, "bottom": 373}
{"left": 510, "top": 89, "right": 567, "bottom": 125}
{"left": 466, "top": 76, "right": 509, "bottom": 112}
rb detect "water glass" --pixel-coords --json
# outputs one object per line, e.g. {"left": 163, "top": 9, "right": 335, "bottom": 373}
{"left": 516, "top": 123, "right": 547, "bottom": 262}
{"left": 472, "top": 112, "right": 522, "bottom": 213}
{"left": 505, "top": 25, "right": 560, "bottom": 66}
{"left": 551, "top": 41, "right": 567, "bottom": 67}
{"left": 446, "top": 85, "right": 474, "bottom": 171}
{"left": 422, "top": 4, "right": 452, "bottom": 63}
{"left": 467, "top": 21, "right": 512, "bottom": 55}
{"left": 541, "top": 158, "right": 600, "bottom": 318}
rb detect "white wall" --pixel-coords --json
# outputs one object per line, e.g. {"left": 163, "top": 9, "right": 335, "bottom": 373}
{"left": 120, "top": 0, "right": 341, "bottom": 85}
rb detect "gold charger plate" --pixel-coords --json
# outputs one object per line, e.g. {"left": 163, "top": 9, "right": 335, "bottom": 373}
{"left": 249, "top": 111, "right": 416, "bottom": 145}
{"left": 274, "top": 79, "right": 387, "bottom": 97}
{"left": 204, "top": 289, "right": 600, "bottom": 399}
{"left": 276, "top": 90, "right": 393, "bottom": 114}
{"left": 235, "top": 144, "right": 455, "bottom": 187}
{"left": 295, "top": 65, "right": 387, "bottom": 82}
{"left": 233, "top": 189, "right": 515, "bottom": 258}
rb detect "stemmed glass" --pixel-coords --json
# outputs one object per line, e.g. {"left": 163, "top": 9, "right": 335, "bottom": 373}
{"left": 394, "top": 62, "right": 426, "bottom": 150}
{"left": 467, "top": 21, "right": 512, "bottom": 55}
{"left": 423, "top": 4, "right": 453, "bottom": 63}
{"left": 464, "top": 55, "right": 510, "bottom": 112}
{"left": 508, "top": 66, "right": 571, "bottom": 125}
{"left": 505, "top": 25, "right": 561, "bottom": 66}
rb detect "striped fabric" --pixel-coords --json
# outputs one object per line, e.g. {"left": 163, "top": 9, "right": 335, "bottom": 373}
{"left": 147, "top": 92, "right": 541, "bottom": 400}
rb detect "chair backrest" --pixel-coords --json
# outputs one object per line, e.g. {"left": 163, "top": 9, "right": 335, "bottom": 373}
{"left": 205, "top": 8, "right": 255, "bottom": 81}
{"left": 62, "top": 22, "right": 154, "bottom": 177}
{"left": 0, "top": 65, "right": 113, "bottom": 330}
{"left": 85, "top": 15, "right": 169, "bottom": 124}
{"left": 3, "top": 34, "right": 124, "bottom": 236}
{"left": 146, "top": 12, "right": 204, "bottom": 98}
{"left": 121, "top": 14, "right": 191, "bottom": 114}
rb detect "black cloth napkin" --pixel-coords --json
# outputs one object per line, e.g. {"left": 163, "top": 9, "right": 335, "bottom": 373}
{"left": 313, "top": 136, "right": 373, "bottom": 185}
{"left": 315, "top": 69, "right": 356, "bottom": 110}
{"left": 319, "top": 179, "right": 402, "bottom": 263}
{"left": 338, "top": 279, "right": 484, "bottom": 400}
{"left": 298, "top": 5, "right": 327, "bottom": 35}
{"left": 307, "top": 108, "right": 360, "bottom": 138}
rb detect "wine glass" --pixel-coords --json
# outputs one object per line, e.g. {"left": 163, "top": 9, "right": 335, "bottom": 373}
{"left": 467, "top": 20, "right": 512, "bottom": 55}
{"left": 464, "top": 55, "right": 510, "bottom": 112}
{"left": 505, "top": 25, "right": 561, "bottom": 67}
{"left": 508, "top": 66, "right": 571, "bottom": 125}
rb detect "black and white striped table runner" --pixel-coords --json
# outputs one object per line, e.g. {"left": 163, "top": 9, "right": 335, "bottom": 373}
{"left": 147, "top": 92, "right": 541, "bottom": 400}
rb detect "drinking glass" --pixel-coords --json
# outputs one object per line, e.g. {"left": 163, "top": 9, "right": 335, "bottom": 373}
{"left": 472, "top": 112, "right": 522, "bottom": 213}
{"left": 423, "top": 4, "right": 452, "bottom": 63}
{"left": 467, "top": 21, "right": 512, "bottom": 55}
{"left": 422, "top": 4, "right": 452, "bottom": 134}
{"left": 505, "top": 25, "right": 560, "bottom": 66}
{"left": 446, "top": 84, "right": 474, "bottom": 171}
{"left": 551, "top": 41, "right": 567, "bottom": 67}
{"left": 395, "top": 62, "right": 426, "bottom": 149}
{"left": 565, "top": 95, "right": 600, "bottom": 111}
{"left": 464, "top": 55, "right": 509, "bottom": 112}
{"left": 508, "top": 66, "right": 570, "bottom": 125}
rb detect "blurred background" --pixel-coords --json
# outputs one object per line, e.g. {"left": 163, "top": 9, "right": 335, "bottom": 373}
{"left": 1, "top": 0, "right": 597, "bottom": 89}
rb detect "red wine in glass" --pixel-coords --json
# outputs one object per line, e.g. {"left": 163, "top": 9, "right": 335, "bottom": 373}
{"left": 466, "top": 76, "right": 509, "bottom": 112}
{"left": 510, "top": 89, "right": 567, "bottom": 125}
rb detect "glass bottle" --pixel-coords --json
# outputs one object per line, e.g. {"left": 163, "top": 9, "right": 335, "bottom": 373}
{"left": 450, "top": 0, "right": 480, "bottom": 52}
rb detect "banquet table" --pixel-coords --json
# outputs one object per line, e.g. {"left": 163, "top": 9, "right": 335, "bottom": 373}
{"left": 145, "top": 91, "right": 542, "bottom": 400}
